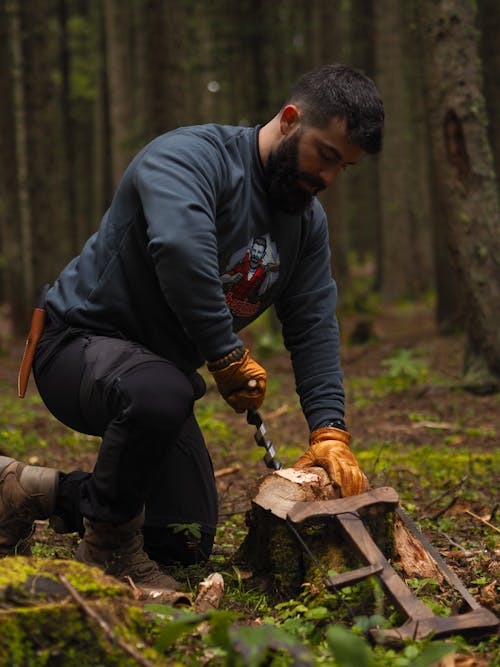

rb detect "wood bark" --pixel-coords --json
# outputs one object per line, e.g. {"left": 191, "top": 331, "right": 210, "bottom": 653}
{"left": 417, "top": 0, "right": 500, "bottom": 391}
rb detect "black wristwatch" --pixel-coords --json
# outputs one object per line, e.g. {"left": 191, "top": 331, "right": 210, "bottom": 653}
{"left": 318, "top": 419, "right": 347, "bottom": 431}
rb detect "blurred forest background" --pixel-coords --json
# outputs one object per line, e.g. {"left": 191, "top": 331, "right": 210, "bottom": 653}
{"left": 0, "top": 0, "right": 499, "bottom": 391}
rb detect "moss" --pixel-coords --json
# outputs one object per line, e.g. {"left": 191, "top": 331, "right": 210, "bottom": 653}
{"left": 0, "top": 557, "right": 168, "bottom": 666}
{"left": 269, "top": 520, "right": 304, "bottom": 597}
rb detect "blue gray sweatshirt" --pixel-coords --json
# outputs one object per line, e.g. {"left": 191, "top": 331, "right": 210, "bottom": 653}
{"left": 46, "top": 124, "right": 345, "bottom": 430}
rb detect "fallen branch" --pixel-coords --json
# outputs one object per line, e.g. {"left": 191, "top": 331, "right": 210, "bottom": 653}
{"left": 421, "top": 475, "right": 468, "bottom": 514}
{"left": 58, "top": 574, "right": 158, "bottom": 667}
{"left": 465, "top": 510, "right": 500, "bottom": 535}
{"left": 214, "top": 465, "right": 241, "bottom": 478}
{"left": 427, "top": 496, "right": 458, "bottom": 521}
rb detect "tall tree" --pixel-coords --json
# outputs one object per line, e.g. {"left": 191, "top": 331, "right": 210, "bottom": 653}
{"left": 345, "top": 0, "right": 381, "bottom": 270}
{"left": 104, "top": 0, "right": 134, "bottom": 187}
{"left": 6, "top": 0, "right": 34, "bottom": 328}
{"left": 0, "top": 0, "right": 20, "bottom": 313}
{"left": 418, "top": 0, "right": 500, "bottom": 392}
{"left": 142, "top": 0, "right": 187, "bottom": 134}
{"left": 477, "top": 0, "right": 500, "bottom": 192}
{"left": 374, "top": 0, "right": 431, "bottom": 299}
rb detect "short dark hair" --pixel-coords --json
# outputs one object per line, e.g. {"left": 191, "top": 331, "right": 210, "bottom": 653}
{"left": 286, "top": 63, "right": 384, "bottom": 154}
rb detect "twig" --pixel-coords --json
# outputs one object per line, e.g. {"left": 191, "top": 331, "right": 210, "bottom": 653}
{"left": 465, "top": 509, "right": 500, "bottom": 535}
{"left": 427, "top": 496, "right": 458, "bottom": 521}
{"left": 421, "top": 475, "right": 468, "bottom": 513}
{"left": 265, "top": 405, "right": 289, "bottom": 419}
{"left": 58, "top": 574, "right": 158, "bottom": 667}
{"left": 435, "top": 530, "right": 469, "bottom": 552}
{"left": 488, "top": 504, "right": 498, "bottom": 522}
{"left": 214, "top": 465, "right": 240, "bottom": 478}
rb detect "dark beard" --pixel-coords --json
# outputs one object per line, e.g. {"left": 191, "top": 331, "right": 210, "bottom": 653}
{"left": 265, "top": 131, "right": 325, "bottom": 215}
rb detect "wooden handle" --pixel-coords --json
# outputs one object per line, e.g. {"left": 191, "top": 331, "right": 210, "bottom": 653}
{"left": 287, "top": 487, "right": 399, "bottom": 525}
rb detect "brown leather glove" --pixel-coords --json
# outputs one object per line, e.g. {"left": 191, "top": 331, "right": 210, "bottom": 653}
{"left": 293, "top": 427, "right": 369, "bottom": 496}
{"left": 208, "top": 347, "right": 266, "bottom": 413}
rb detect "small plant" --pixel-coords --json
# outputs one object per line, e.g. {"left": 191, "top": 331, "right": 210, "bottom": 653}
{"left": 378, "top": 348, "right": 430, "bottom": 390}
{"left": 168, "top": 522, "right": 202, "bottom": 552}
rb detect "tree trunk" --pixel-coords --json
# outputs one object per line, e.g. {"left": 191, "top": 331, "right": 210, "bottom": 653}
{"left": 417, "top": 0, "right": 500, "bottom": 392}
{"left": 6, "top": 0, "right": 34, "bottom": 329}
{"left": 0, "top": 0, "right": 19, "bottom": 311}
{"left": 477, "top": 0, "right": 500, "bottom": 192}
{"left": 374, "top": 0, "right": 429, "bottom": 300}
{"left": 57, "top": 0, "right": 78, "bottom": 257}
{"left": 142, "top": 0, "right": 187, "bottom": 134}
{"left": 93, "top": 0, "right": 113, "bottom": 224}
{"left": 104, "top": 0, "right": 134, "bottom": 187}
{"left": 346, "top": 0, "right": 381, "bottom": 271}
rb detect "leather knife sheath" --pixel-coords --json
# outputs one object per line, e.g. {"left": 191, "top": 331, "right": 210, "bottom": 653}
{"left": 18, "top": 306, "right": 46, "bottom": 398}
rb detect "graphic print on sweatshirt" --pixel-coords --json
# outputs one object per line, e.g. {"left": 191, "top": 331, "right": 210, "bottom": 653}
{"left": 221, "top": 234, "right": 280, "bottom": 318}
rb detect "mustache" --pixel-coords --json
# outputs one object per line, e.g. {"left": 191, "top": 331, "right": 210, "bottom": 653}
{"left": 296, "top": 172, "right": 326, "bottom": 193}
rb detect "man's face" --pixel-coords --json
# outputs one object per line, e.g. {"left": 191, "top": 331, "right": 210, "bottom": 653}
{"left": 266, "top": 115, "right": 364, "bottom": 215}
{"left": 250, "top": 241, "right": 266, "bottom": 265}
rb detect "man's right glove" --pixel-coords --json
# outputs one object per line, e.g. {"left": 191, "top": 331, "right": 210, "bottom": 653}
{"left": 293, "top": 427, "right": 369, "bottom": 497}
{"left": 208, "top": 347, "right": 266, "bottom": 413}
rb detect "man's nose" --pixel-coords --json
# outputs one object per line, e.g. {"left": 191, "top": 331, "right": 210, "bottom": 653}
{"left": 319, "top": 165, "right": 343, "bottom": 188}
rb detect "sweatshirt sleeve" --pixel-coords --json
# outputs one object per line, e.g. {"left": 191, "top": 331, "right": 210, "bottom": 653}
{"left": 133, "top": 131, "right": 242, "bottom": 362}
{"left": 275, "top": 203, "right": 345, "bottom": 431}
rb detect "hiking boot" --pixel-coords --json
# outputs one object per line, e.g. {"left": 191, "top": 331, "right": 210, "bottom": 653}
{"left": 0, "top": 456, "right": 58, "bottom": 556}
{"left": 75, "top": 512, "right": 180, "bottom": 595}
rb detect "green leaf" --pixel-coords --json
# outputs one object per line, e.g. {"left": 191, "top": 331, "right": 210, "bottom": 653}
{"left": 326, "top": 625, "right": 375, "bottom": 667}
{"left": 153, "top": 610, "right": 208, "bottom": 651}
{"left": 304, "top": 605, "right": 330, "bottom": 620}
{"left": 229, "top": 624, "right": 313, "bottom": 667}
{"left": 408, "top": 641, "right": 456, "bottom": 667}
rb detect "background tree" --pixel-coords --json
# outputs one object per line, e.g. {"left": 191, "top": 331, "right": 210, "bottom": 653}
{"left": 477, "top": 0, "right": 500, "bottom": 192}
{"left": 418, "top": 0, "right": 500, "bottom": 391}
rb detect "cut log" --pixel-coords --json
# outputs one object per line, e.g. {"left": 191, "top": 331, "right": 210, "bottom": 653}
{"left": 237, "top": 467, "right": 443, "bottom": 602}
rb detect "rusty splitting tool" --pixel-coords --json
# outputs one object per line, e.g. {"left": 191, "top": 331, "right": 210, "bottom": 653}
{"left": 285, "top": 487, "right": 499, "bottom": 643}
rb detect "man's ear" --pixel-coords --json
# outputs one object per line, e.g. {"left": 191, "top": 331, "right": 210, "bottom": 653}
{"left": 279, "top": 104, "right": 300, "bottom": 135}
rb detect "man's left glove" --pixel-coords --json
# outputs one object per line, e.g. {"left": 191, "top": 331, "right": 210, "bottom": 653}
{"left": 208, "top": 347, "right": 266, "bottom": 413}
{"left": 293, "top": 427, "right": 369, "bottom": 497}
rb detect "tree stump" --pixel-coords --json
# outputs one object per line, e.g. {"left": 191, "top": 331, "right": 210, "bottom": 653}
{"left": 237, "top": 467, "right": 442, "bottom": 606}
{"left": 0, "top": 557, "right": 173, "bottom": 666}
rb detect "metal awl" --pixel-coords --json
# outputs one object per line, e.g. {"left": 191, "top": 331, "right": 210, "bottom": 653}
{"left": 247, "top": 408, "right": 283, "bottom": 470}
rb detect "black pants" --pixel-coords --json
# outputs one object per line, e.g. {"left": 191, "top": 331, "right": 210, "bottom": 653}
{"left": 33, "top": 324, "right": 218, "bottom": 565}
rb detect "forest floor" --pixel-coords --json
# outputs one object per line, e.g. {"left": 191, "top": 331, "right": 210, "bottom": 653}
{"left": 0, "top": 299, "right": 498, "bottom": 666}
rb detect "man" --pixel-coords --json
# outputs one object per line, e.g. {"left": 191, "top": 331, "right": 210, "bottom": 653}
{"left": 0, "top": 64, "right": 384, "bottom": 595}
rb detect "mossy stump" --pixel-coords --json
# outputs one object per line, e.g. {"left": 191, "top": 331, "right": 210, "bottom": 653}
{"left": 0, "top": 557, "right": 167, "bottom": 667}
